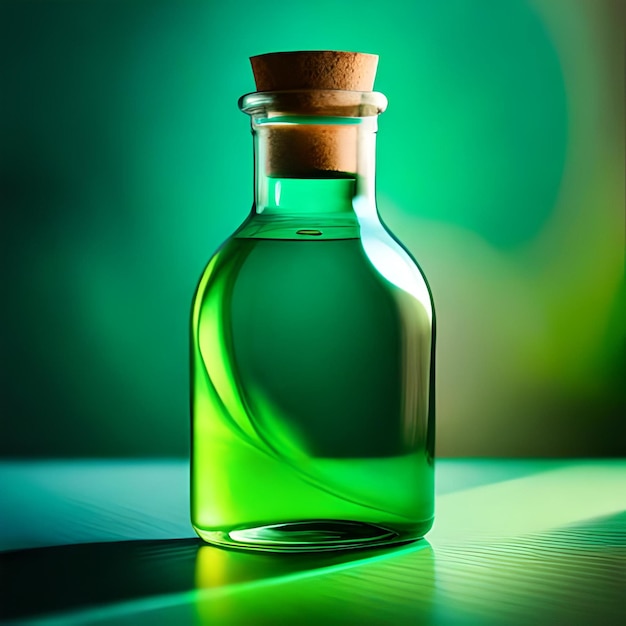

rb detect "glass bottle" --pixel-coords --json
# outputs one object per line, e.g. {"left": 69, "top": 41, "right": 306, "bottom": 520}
{"left": 190, "top": 53, "right": 435, "bottom": 552}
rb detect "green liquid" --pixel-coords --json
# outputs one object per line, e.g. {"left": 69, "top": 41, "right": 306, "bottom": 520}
{"left": 191, "top": 198, "right": 434, "bottom": 551}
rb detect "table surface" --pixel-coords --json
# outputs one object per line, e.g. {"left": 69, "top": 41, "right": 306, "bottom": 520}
{"left": 1, "top": 459, "right": 624, "bottom": 625}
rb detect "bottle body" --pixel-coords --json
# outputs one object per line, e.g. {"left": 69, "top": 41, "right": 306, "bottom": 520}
{"left": 191, "top": 177, "right": 435, "bottom": 551}
{"left": 191, "top": 88, "right": 434, "bottom": 552}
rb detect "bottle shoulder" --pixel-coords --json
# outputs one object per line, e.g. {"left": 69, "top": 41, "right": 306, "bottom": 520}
{"left": 355, "top": 218, "right": 434, "bottom": 321}
{"left": 192, "top": 230, "right": 433, "bottom": 328}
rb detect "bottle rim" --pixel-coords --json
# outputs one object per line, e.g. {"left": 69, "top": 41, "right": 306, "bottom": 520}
{"left": 239, "top": 90, "right": 388, "bottom": 118}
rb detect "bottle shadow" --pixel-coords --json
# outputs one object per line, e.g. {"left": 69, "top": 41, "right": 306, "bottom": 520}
{"left": 0, "top": 537, "right": 429, "bottom": 622}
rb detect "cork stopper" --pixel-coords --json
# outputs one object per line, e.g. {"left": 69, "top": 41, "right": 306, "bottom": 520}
{"left": 249, "top": 51, "right": 379, "bottom": 177}
{"left": 250, "top": 50, "right": 378, "bottom": 92}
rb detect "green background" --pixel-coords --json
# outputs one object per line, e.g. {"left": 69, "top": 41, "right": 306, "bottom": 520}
{"left": 1, "top": 0, "right": 624, "bottom": 457}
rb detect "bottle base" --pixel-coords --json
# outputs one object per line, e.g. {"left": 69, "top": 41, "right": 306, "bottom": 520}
{"left": 194, "top": 519, "right": 432, "bottom": 553}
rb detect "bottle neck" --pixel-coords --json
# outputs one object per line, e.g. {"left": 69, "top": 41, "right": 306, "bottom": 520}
{"left": 253, "top": 117, "right": 379, "bottom": 222}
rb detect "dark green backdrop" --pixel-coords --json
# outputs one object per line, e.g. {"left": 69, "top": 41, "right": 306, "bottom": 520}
{"left": 1, "top": 0, "right": 624, "bottom": 457}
